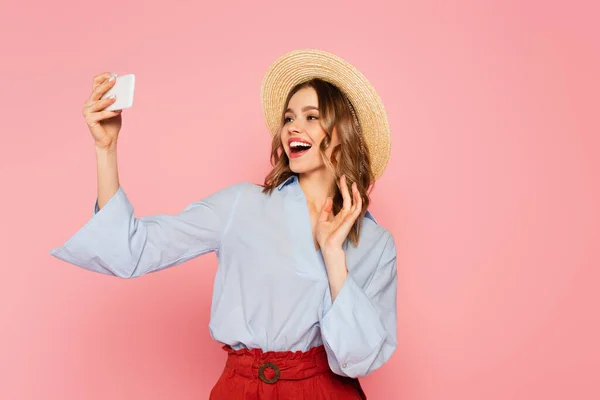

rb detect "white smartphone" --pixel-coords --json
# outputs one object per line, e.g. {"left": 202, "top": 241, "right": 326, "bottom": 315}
{"left": 101, "top": 73, "right": 135, "bottom": 111}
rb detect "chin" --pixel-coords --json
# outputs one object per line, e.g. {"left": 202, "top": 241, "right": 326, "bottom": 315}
{"left": 286, "top": 149, "right": 325, "bottom": 175}
{"left": 287, "top": 161, "right": 302, "bottom": 173}
{"left": 288, "top": 163, "right": 304, "bottom": 174}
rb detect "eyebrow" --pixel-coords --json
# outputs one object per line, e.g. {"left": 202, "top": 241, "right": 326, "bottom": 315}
{"left": 285, "top": 106, "right": 319, "bottom": 113}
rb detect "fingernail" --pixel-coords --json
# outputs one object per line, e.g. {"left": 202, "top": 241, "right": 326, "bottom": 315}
{"left": 109, "top": 95, "right": 116, "bottom": 99}
{"left": 109, "top": 73, "right": 117, "bottom": 81}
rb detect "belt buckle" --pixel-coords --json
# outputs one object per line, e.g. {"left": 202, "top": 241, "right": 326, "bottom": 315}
{"left": 258, "top": 362, "right": 280, "bottom": 384}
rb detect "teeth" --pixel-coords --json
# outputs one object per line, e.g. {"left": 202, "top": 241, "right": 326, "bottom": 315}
{"left": 290, "top": 141, "right": 312, "bottom": 148}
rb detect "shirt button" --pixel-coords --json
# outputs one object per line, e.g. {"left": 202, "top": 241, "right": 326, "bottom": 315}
{"left": 342, "top": 363, "right": 348, "bottom": 368}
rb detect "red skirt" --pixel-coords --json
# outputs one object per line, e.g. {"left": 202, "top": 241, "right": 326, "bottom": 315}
{"left": 209, "top": 344, "right": 367, "bottom": 400}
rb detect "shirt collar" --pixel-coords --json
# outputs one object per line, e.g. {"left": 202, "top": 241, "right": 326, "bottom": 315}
{"left": 277, "top": 174, "right": 378, "bottom": 224}
{"left": 277, "top": 174, "right": 298, "bottom": 191}
{"left": 364, "top": 210, "right": 377, "bottom": 223}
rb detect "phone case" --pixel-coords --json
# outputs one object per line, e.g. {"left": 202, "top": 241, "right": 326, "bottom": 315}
{"left": 101, "top": 74, "right": 135, "bottom": 111}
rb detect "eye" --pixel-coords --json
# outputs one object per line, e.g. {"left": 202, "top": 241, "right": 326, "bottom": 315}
{"left": 307, "top": 115, "right": 318, "bottom": 120}
{"left": 284, "top": 116, "right": 293, "bottom": 123}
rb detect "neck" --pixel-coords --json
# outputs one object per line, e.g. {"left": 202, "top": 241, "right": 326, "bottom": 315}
{"left": 298, "top": 169, "right": 336, "bottom": 214}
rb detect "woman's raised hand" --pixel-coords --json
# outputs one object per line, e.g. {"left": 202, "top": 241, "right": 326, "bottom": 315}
{"left": 81, "top": 72, "right": 123, "bottom": 150}
{"left": 315, "top": 175, "right": 363, "bottom": 253}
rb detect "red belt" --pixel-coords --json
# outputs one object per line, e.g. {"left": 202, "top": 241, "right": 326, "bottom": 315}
{"left": 223, "top": 344, "right": 332, "bottom": 383}
{"left": 209, "top": 344, "right": 367, "bottom": 399}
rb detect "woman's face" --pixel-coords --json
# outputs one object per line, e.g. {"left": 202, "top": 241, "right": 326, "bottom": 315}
{"left": 280, "top": 86, "right": 339, "bottom": 175}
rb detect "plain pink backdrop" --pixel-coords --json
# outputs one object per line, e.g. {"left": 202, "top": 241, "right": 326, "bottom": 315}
{"left": 1, "top": 0, "right": 598, "bottom": 399}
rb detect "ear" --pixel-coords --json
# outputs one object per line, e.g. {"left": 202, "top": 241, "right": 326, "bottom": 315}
{"left": 330, "top": 125, "right": 341, "bottom": 147}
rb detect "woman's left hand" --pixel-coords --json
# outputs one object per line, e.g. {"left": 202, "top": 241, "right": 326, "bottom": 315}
{"left": 316, "top": 175, "right": 363, "bottom": 254}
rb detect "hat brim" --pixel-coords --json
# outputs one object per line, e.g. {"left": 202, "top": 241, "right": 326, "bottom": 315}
{"left": 260, "top": 49, "right": 391, "bottom": 180}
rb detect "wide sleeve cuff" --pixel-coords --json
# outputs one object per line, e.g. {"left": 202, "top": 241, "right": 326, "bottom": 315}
{"left": 49, "top": 183, "right": 245, "bottom": 279}
{"left": 320, "top": 275, "right": 387, "bottom": 375}
{"left": 49, "top": 186, "right": 137, "bottom": 277}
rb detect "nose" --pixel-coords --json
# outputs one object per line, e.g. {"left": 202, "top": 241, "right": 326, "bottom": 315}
{"left": 287, "top": 118, "right": 302, "bottom": 134}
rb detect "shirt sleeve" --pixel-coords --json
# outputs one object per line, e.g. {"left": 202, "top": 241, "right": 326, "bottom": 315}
{"left": 319, "top": 234, "right": 398, "bottom": 378}
{"left": 48, "top": 183, "right": 246, "bottom": 278}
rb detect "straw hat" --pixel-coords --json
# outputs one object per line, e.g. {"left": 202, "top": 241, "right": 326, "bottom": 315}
{"left": 260, "top": 49, "right": 391, "bottom": 180}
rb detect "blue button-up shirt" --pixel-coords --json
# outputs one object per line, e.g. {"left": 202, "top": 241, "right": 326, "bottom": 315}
{"left": 49, "top": 174, "right": 397, "bottom": 378}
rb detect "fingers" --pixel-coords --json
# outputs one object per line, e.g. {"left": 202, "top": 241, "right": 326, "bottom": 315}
{"left": 343, "top": 182, "right": 363, "bottom": 224}
{"left": 340, "top": 175, "right": 352, "bottom": 210}
{"left": 339, "top": 175, "right": 362, "bottom": 214}
{"left": 351, "top": 182, "right": 363, "bottom": 217}
{"left": 319, "top": 197, "right": 333, "bottom": 223}
{"left": 336, "top": 185, "right": 362, "bottom": 234}
{"left": 88, "top": 73, "right": 117, "bottom": 102}
{"left": 93, "top": 72, "right": 113, "bottom": 88}
{"left": 83, "top": 95, "right": 117, "bottom": 112}
{"left": 82, "top": 97, "right": 119, "bottom": 122}
{"left": 85, "top": 109, "right": 122, "bottom": 126}
{"left": 327, "top": 175, "right": 363, "bottom": 226}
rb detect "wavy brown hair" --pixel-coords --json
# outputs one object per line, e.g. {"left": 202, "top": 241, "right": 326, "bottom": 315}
{"left": 262, "top": 78, "right": 374, "bottom": 246}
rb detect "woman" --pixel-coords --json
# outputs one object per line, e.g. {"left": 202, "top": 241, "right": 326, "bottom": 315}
{"left": 50, "top": 49, "right": 397, "bottom": 399}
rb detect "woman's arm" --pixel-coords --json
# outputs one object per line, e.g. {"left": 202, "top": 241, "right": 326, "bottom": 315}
{"left": 321, "top": 247, "right": 348, "bottom": 301}
{"left": 95, "top": 144, "right": 120, "bottom": 211}
{"left": 319, "top": 234, "right": 398, "bottom": 378}
{"left": 49, "top": 180, "right": 247, "bottom": 279}
{"left": 314, "top": 176, "right": 398, "bottom": 377}
{"left": 54, "top": 72, "right": 247, "bottom": 278}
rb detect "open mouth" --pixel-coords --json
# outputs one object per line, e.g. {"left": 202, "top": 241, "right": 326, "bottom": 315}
{"left": 289, "top": 141, "right": 312, "bottom": 156}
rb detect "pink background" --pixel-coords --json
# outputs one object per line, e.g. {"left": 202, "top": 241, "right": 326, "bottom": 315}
{"left": 1, "top": 0, "right": 598, "bottom": 399}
